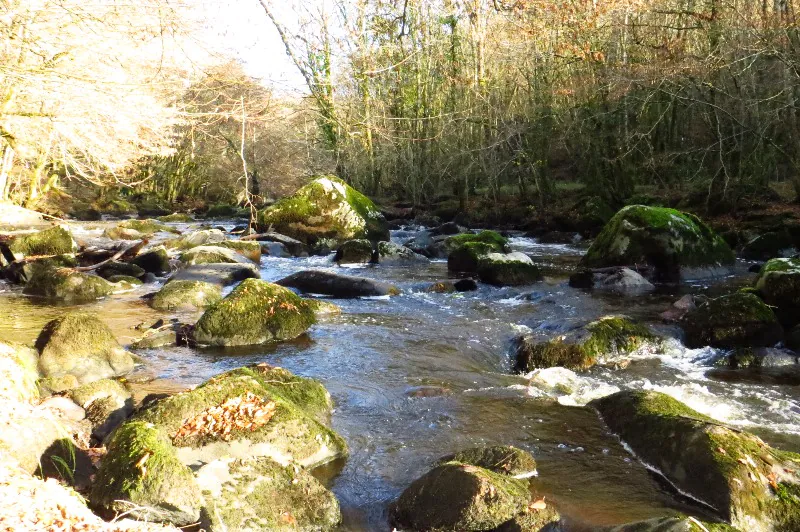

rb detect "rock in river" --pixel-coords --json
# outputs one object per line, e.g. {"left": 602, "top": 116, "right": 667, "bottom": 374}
{"left": 755, "top": 257, "right": 800, "bottom": 327}
{"left": 23, "top": 266, "right": 114, "bottom": 303}
{"left": 681, "top": 292, "right": 783, "bottom": 349}
{"left": 168, "top": 262, "right": 259, "bottom": 286}
{"left": 150, "top": 280, "right": 222, "bottom": 311}
{"left": 3, "top": 225, "right": 77, "bottom": 260}
{"left": 277, "top": 270, "right": 400, "bottom": 298}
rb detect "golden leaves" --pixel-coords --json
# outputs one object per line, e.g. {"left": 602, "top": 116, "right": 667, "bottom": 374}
{"left": 172, "top": 392, "right": 277, "bottom": 443}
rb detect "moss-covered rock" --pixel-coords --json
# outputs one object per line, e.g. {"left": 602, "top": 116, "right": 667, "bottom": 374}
{"left": 0, "top": 342, "right": 40, "bottom": 403}
{"left": 23, "top": 266, "right": 114, "bottom": 303}
{"left": 132, "top": 246, "right": 170, "bottom": 275}
{"left": 477, "top": 252, "right": 542, "bottom": 286}
{"left": 3, "top": 254, "right": 77, "bottom": 284}
{"left": 35, "top": 313, "right": 137, "bottom": 388}
{"left": 96, "top": 261, "right": 145, "bottom": 280}
{"left": 69, "top": 378, "right": 133, "bottom": 440}
{"left": 133, "top": 366, "right": 347, "bottom": 469}
{"left": 681, "top": 293, "right": 783, "bottom": 349}
{"left": 514, "top": 316, "right": 658, "bottom": 372}
{"left": 6, "top": 226, "right": 77, "bottom": 260}
{"left": 214, "top": 240, "right": 261, "bottom": 262}
{"left": 334, "top": 239, "right": 374, "bottom": 264}
{"left": 192, "top": 279, "right": 316, "bottom": 346}
{"left": 158, "top": 213, "right": 194, "bottom": 223}
{"left": 390, "top": 462, "right": 535, "bottom": 531}
{"left": 180, "top": 245, "right": 250, "bottom": 266}
{"left": 591, "top": 391, "right": 800, "bottom": 531}
{"left": 91, "top": 421, "right": 203, "bottom": 525}
{"left": 741, "top": 231, "right": 796, "bottom": 261}
{"left": 755, "top": 258, "right": 800, "bottom": 327}
{"left": 446, "top": 230, "right": 510, "bottom": 273}
{"left": 197, "top": 456, "right": 341, "bottom": 531}
{"left": 116, "top": 219, "right": 179, "bottom": 235}
{"left": 581, "top": 206, "right": 735, "bottom": 280}
{"left": 108, "top": 275, "right": 143, "bottom": 290}
{"left": 437, "top": 446, "right": 538, "bottom": 478}
{"left": 256, "top": 175, "right": 389, "bottom": 244}
{"left": 276, "top": 270, "right": 400, "bottom": 298}
{"left": 377, "top": 240, "right": 429, "bottom": 265}
{"left": 150, "top": 280, "right": 222, "bottom": 312}
{"left": 102, "top": 226, "right": 142, "bottom": 240}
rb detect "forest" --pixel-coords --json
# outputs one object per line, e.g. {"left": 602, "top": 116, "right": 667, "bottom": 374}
{"left": 3, "top": 0, "right": 800, "bottom": 222}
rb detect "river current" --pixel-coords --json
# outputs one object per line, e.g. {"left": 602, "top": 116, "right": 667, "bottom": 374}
{"left": 1, "top": 222, "right": 798, "bottom": 530}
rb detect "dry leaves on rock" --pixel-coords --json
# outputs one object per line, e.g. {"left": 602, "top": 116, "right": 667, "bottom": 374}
{"left": 172, "top": 392, "right": 276, "bottom": 444}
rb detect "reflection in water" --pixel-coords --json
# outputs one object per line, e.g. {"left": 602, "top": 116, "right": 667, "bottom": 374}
{"left": 0, "top": 228, "right": 798, "bottom": 530}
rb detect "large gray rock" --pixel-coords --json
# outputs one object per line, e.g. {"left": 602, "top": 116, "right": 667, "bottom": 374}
{"left": 476, "top": 252, "right": 542, "bottom": 286}
{"left": 277, "top": 270, "right": 400, "bottom": 298}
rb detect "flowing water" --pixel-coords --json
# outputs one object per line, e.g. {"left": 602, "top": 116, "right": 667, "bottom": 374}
{"left": 1, "top": 222, "right": 799, "bottom": 530}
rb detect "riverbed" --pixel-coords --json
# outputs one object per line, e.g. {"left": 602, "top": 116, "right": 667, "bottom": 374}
{"left": 1, "top": 222, "right": 798, "bottom": 530}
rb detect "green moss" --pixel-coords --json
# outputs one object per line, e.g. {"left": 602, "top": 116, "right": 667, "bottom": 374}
{"left": 157, "top": 213, "right": 194, "bottom": 223}
{"left": 446, "top": 231, "right": 509, "bottom": 273}
{"left": 437, "top": 446, "right": 537, "bottom": 477}
{"left": 773, "top": 482, "right": 800, "bottom": 531}
{"left": 117, "top": 219, "right": 179, "bottom": 235}
{"left": 335, "top": 239, "right": 374, "bottom": 263}
{"left": 240, "top": 365, "right": 333, "bottom": 423}
{"left": 446, "top": 230, "right": 508, "bottom": 252}
{"left": 193, "top": 279, "right": 316, "bottom": 346}
{"left": 682, "top": 292, "right": 782, "bottom": 348}
{"left": 134, "top": 367, "right": 347, "bottom": 468}
{"left": 198, "top": 457, "right": 341, "bottom": 530}
{"left": 581, "top": 205, "right": 735, "bottom": 276}
{"left": 91, "top": 421, "right": 202, "bottom": 525}
{"left": 8, "top": 226, "right": 76, "bottom": 259}
{"left": 755, "top": 258, "right": 800, "bottom": 322}
{"left": 23, "top": 266, "right": 114, "bottom": 303}
{"left": 151, "top": 280, "right": 222, "bottom": 311}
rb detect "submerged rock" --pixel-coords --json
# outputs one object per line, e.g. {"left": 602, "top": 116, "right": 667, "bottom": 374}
{"left": 277, "top": 270, "right": 400, "bottom": 298}
{"left": 192, "top": 279, "right": 316, "bottom": 346}
{"left": 4, "top": 226, "right": 77, "bottom": 260}
{"left": 334, "top": 238, "right": 374, "bottom": 264}
{"left": 256, "top": 175, "right": 389, "bottom": 244}
{"left": 513, "top": 316, "right": 657, "bottom": 372}
{"left": 681, "top": 292, "right": 783, "bottom": 349}
{"left": 168, "top": 262, "right": 259, "bottom": 286}
{"left": 591, "top": 390, "right": 800, "bottom": 531}
{"left": 580, "top": 205, "right": 735, "bottom": 280}
{"left": 197, "top": 456, "right": 341, "bottom": 531}
{"left": 755, "top": 258, "right": 800, "bottom": 327}
{"left": 477, "top": 252, "right": 542, "bottom": 286}
{"left": 424, "top": 279, "right": 479, "bottom": 293}
{"left": 23, "top": 266, "right": 114, "bottom": 303}
{"left": 35, "top": 313, "right": 137, "bottom": 389}
{"left": 150, "top": 280, "right": 222, "bottom": 311}
{"left": 446, "top": 230, "right": 509, "bottom": 273}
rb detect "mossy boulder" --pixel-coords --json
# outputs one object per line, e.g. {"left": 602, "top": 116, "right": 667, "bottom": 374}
{"left": 35, "top": 313, "right": 137, "bottom": 389}
{"left": 581, "top": 205, "right": 735, "bottom": 280}
{"left": 180, "top": 245, "right": 250, "bottom": 266}
{"left": 276, "top": 270, "right": 400, "bottom": 298}
{"left": 681, "top": 292, "right": 783, "bottom": 349}
{"left": 390, "top": 462, "right": 544, "bottom": 531}
{"left": 133, "top": 365, "right": 347, "bottom": 469}
{"left": 116, "top": 218, "right": 179, "bottom": 235}
{"left": 437, "top": 445, "right": 538, "bottom": 478}
{"left": 96, "top": 260, "right": 145, "bottom": 280}
{"left": 132, "top": 246, "right": 170, "bottom": 275}
{"left": 197, "top": 456, "right": 341, "bottom": 531}
{"left": 4, "top": 254, "right": 77, "bottom": 284}
{"left": 158, "top": 213, "right": 194, "bottom": 223}
{"left": 741, "top": 230, "right": 796, "bottom": 261}
{"left": 755, "top": 258, "right": 800, "bottom": 327}
{"left": 513, "top": 316, "right": 657, "bottom": 373}
{"left": 446, "top": 230, "right": 510, "bottom": 273}
{"left": 0, "top": 342, "right": 40, "bottom": 403}
{"left": 256, "top": 175, "right": 389, "bottom": 244}
{"left": 192, "top": 279, "right": 316, "bottom": 346}
{"left": 477, "top": 252, "right": 542, "bottom": 286}
{"left": 69, "top": 378, "right": 133, "bottom": 440}
{"left": 91, "top": 421, "right": 203, "bottom": 525}
{"left": 150, "top": 280, "right": 222, "bottom": 312}
{"left": 591, "top": 390, "right": 800, "bottom": 531}
{"left": 5, "top": 226, "right": 77, "bottom": 260}
{"left": 334, "top": 238, "right": 374, "bottom": 264}
{"left": 377, "top": 240, "right": 429, "bottom": 265}
{"left": 23, "top": 266, "right": 114, "bottom": 303}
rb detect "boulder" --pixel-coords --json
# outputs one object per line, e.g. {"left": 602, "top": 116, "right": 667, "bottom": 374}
{"left": 755, "top": 258, "right": 800, "bottom": 327}
{"left": 132, "top": 246, "right": 171, "bottom": 275}
{"left": 4, "top": 226, "right": 77, "bottom": 260}
{"left": 250, "top": 232, "right": 309, "bottom": 256}
{"left": 68, "top": 379, "right": 133, "bottom": 440}
{"left": 580, "top": 205, "right": 735, "bottom": 280}
{"left": 102, "top": 226, "right": 142, "bottom": 240}
{"left": 197, "top": 456, "right": 341, "bottom": 531}
{"left": 436, "top": 445, "right": 538, "bottom": 478}
{"left": 591, "top": 390, "right": 800, "bottom": 531}
{"left": 132, "top": 365, "right": 346, "bottom": 469}
{"left": 255, "top": 175, "right": 389, "bottom": 244}
{"left": 4, "top": 254, "right": 77, "bottom": 284}
{"left": 569, "top": 267, "right": 655, "bottom": 295}
{"left": 168, "top": 263, "right": 259, "bottom": 286}
{"left": 714, "top": 347, "right": 799, "bottom": 370}
{"left": 23, "top": 266, "right": 114, "bottom": 303}
{"left": 403, "top": 231, "right": 449, "bottom": 259}
{"left": 334, "top": 239, "right": 374, "bottom": 264}
{"left": 35, "top": 313, "right": 137, "bottom": 389}
{"left": 477, "top": 252, "right": 542, "bottom": 286}
{"left": 276, "top": 270, "right": 400, "bottom": 298}
{"left": 91, "top": 421, "right": 204, "bottom": 525}
{"left": 158, "top": 213, "right": 194, "bottom": 223}
{"left": 513, "top": 316, "right": 657, "bottom": 372}
{"left": 114, "top": 218, "right": 178, "bottom": 235}
{"left": 0, "top": 342, "right": 40, "bottom": 403}
{"left": 425, "top": 279, "right": 479, "bottom": 293}
{"left": 681, "top": 292, "right": 783, "bottom": 349}
{"left": 378, "top": 241, "right": 429, "bottom": 265}
{"left": 214, "top": 240, "right": 261, "bottom": 262}
{"left": 130, "top": 324, "right": 180, "bottom": 350}
{"left": 96, "top": 260, "right": 145, "bottom": 280}
{"left": 192, "top": 279, "right": 316, "bottom": 346}
{"left": 446, "top": 230, "right": 509, "bottom": 273}
{"left": 150, "top": 280, "right": 222, "bottom": 311}
{"left": 173, "top": 228, "right": 226, "bottom": 249}
{"left": 741, "top": 230, "right": 796, "bottom": 261}
{"left": 179, "top": 245, "right": 250, "bottom": 266}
